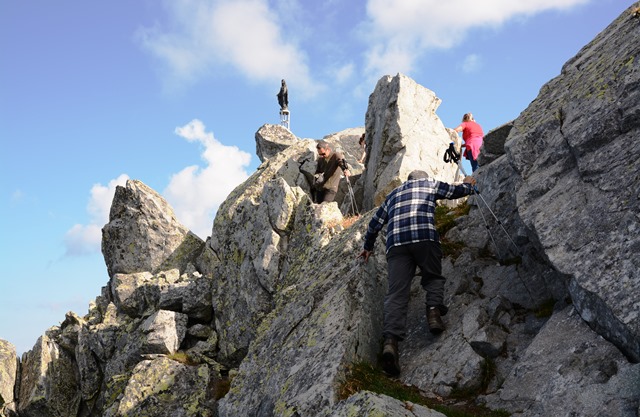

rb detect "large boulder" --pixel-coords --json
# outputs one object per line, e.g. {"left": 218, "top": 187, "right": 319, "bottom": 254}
{"left": 217, "top": 212, "right": 388, "bottom": 416}
{"left": 110, "top": 268, "right": 213, "bottom": 320}
{"left": 17, "top": 334, "right": 80, "bottom": 417}
{"left": 482, "top": 307, "right": 640, "bottom": 416}
{"left": 478, "top": 121, "right": 513, "bottom": 166}
{"left": 359, "top": 73, "right": 459, "bottom": 211}
{"left": 106, "top": 356, "right": 215, "bottom": 417}
{"left": 102, "top": 179, "right": 205, "bottom": 277}
{"left": 505, "top": 4, "right": 640, "bottom": 362}
{"left": 255, "top": 123, "right": 299, "bottom": 162}
{"left": 0, "top": 340, "right": 18, "bottom": 417}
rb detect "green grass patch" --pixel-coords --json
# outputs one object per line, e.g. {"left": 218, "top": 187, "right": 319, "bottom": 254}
{"left": 435, "top": 202, "right": 470, "bottom": 237}
{"left": 441, "top": 240, "right": 466, "bottom": 259}
{"left": 338, "top": 362, "right": 510, "bottom": 417}
{"left": 167, "top": 351, "right": 199, "bottom": 366}
{"left": 436, "top": 202, "right": 471, "bottom": 259}
{"left": 450, "top": 357, "right": 498, "bottom": 401}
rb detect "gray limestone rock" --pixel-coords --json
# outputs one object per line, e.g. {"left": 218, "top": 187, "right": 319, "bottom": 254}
{"left": 217, "top": 212, "right": 388, "bottom": 416}
{"left": 482, "top": 306, "right": 640, "bottom": 417}
{"left": 4, "top": 6, "right": 640, "bottom": 415}
{"left": 255, "top": 123, "right": 299, "bottom": 163}
{"left": 0, "top": 340, "right": 18, "bottom": 417}
{"left": 140, "top": 310, "right": 188, "bottom": 355}
{"left": 504, "top": 3, "right": 640, "bottom": 362}
{"left": 102, "top": 179, "right": 205, "bottom": 277}
{"left": 478, "top": 120, "right": 513, "bottom": 166}
{"left": 325, "top": 390, "right": 447, "bottom": 417}
{"left": 359, "top": 73, "right": 460, "bottom": 211}
{"left": 209, "top": 171, "right": 309, "bottom": 364}
{"left": 109, "top": 356, "right": 215, "bottom": 417}
{"left": 17, "top": 335, "right": 80, "bottom": 417}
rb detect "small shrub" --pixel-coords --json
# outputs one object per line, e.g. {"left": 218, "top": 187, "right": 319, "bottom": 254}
{"left": 441, "top": 240, "right": 465, "bottom": 259}
{"left": 435, "top": 202, "right": 469, "bottom": 237}
{"left": 436, "top": 202, "right": 471, "bottom": 258}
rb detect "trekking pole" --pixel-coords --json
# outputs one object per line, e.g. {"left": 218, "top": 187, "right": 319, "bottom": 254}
{"left": 443, "top": 144, "right": 535, "bottom": 299}
{"left": 345, "top": 178, "right": 359, "bottom": 216}
{"left": 444, "top": 143, "right": 521, "bottom": 257}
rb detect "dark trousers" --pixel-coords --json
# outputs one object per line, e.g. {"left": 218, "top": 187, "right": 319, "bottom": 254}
{"left": 466, "top": 149, "right": 479, "bottom": 172}
{"left": 314, "top": 188, "right": 336, "bottom": 204}
{"left": 384, "top": 241, "right": 444, "bottom": 341}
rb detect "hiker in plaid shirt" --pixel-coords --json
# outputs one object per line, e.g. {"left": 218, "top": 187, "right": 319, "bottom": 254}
{"left": 358, "top": 170, "right": 476, "bottom": 376}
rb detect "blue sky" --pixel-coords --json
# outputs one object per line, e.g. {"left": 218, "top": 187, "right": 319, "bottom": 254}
{"left": 0, "top": 0, "right": 633, "bottom": 354}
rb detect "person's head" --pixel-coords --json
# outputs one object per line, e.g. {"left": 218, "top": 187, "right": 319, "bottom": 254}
{"left": 462, "top": 113, "right": 474, "bottom": 122}
{"left": 359, "top": 133, "right": 365, "bottom": 145}
{"left": 281, "top": 79, "right": 286, "bottom": 86}
{"left": 316, "top": 140, "right": 331, "bottom": 158}
{"left": 407, "top": 170, "right": 428, "bottom": 181}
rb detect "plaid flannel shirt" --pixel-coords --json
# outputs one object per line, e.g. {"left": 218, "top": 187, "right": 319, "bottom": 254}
{"left": 363, "top": 177, "right": 474, "bottom": 253}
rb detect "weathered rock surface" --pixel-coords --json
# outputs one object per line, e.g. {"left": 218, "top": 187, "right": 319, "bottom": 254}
{"left": 2, "top": 4, "right": 639, "bottom": 416}
{"left": 324, "top": 390, "right": 447, "bottom": 417}
{"left": 478, "top": 120, "right": 512, "bottom": 166}
{"left": 106, "top": 356, "right": 215, "bottom": 417}
{"left": 217, "top": 210, "right": 387, "bottom": 416}
{"left": 505, "top": 3, "right": 640, "bottom": 362}
{"left": 482, "top": 306, "right": 640, "bottom": 416}
{"left": 359, "top": 73, "right": 459, "bottom": 211}
{"left": 17, "top": 334, "right": 80, "bottom": 417}
{"left": 102, "top": 179, "right": 205, "bottom": 277}
{"left": 255, "top": 123, "right": 299, "bottom": 163}
{"left": 0, "top": 340, "right": 18, "bottom": 417}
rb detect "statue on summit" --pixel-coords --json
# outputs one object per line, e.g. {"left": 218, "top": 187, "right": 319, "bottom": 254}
{"left": 277, "top": 79, "right": 288, "bottom": 111}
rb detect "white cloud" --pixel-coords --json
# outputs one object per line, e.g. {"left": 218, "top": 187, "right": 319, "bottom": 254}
{"left": 11, "top": 189, "right": 24, "bottom": 203}
{"left": 64, "top": 174, "right": 129, "bottom": 256}
{"left": 63, "top": 120, "right": 250, "bottom": 255}
{"left": 136, "top": 0, "right": 322, "bottom": 97}
{"left": 331, "top": 63, "right": 355, "bottom": 84}
{"left": 63, "top": 224, "right": 103, "bottom": 256}
{"left": 363, "top": 0, "right": 590, "bottom": 77}
{"left": 163, "top": 119, "right": 251, "bottom": 239}
{"left": 461, "top": 53, "right": 482, "bottom": 73}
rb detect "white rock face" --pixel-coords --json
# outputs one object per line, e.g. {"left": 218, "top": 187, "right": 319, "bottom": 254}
{"left": 102, "top": 179, "right": 204, "bottom": 277}
{"left": 360, "top": 73, "right": 459, "bottom": 211}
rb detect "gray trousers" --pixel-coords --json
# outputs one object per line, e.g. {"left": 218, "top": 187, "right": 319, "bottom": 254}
{"left": 383, "top": 240, "right": 444, "bottom": 341}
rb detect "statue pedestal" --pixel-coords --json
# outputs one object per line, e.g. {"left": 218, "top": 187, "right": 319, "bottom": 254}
{"left": 279, "top": 109, "right": 290, "bottom": 130}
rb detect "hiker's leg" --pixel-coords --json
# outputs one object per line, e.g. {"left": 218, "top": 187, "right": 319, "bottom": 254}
{"left": 321, "top": 189, "right": 337, "bottom": 203}
{"left": 313, "top": 189, "right": 326, "bottom": 204}
{"left": 384, "top": 245, "right": 416, "bottom": 341}
{"left": 415, "top": 241, "right": 446, "bottom": 312}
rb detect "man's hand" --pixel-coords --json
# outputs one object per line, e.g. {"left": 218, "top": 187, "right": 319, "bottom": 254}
{"left": 344, "top": 169, "right": 351, "bottom": 178}
{"left": 463, "top": 176, "right": 476, "bottom": 186}
{"left": 357, "top": 249, "right": 371, "bottom": 263}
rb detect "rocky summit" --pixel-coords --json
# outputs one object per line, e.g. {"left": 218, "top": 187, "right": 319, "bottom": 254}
{"left": 2, "top": 3, "right": 640, "bottom": 417}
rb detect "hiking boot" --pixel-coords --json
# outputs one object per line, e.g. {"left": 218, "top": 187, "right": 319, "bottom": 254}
{"left": 427, "top": 306, "right": 445, "bottom": 334}
{"left": 381, "top": 337, "right": 401, "bottom": 376}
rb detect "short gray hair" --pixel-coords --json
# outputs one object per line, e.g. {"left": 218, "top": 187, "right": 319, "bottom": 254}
{"left": 407, "top": 170, "right": 428, "bottom": 180}
{"left": 316, "top": 140, "right": 330, "bottom": 150}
